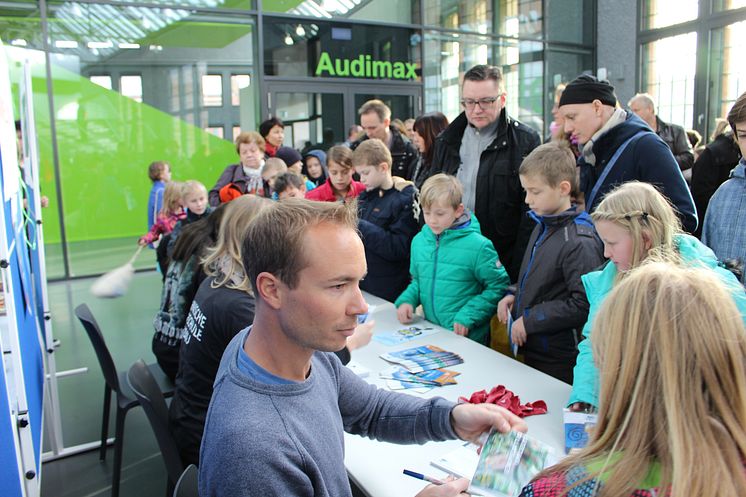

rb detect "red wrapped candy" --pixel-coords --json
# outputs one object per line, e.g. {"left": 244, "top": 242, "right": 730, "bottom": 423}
{"left": 459, "top": 385, "right": 548, "bottom": 418}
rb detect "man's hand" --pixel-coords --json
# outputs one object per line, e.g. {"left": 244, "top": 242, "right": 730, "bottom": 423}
{"left": 497, "top": 294, "right": 515, "bottom": 323}
{"left": 347, "top": 320, "right": 375, "bottom": 351}
{"left": 397, "top": 304, "right": 414, "bottom": 324}
{"left": 511, "top": 317, "right": 526, "bottom": 346}
{"left": 414, "top": 478, "right": 469, "bottom": 497}
{"left": 450, "top": 403, "right": 527, "bottom": 444}
{"left": 453, "top": 323, "right": 469, "bottom": 336}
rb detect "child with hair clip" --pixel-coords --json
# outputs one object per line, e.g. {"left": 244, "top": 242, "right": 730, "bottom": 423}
{"left": 568, "top": 181, "right": 746, "bottom": 411}
{"left": 138, "top": 181, "right": 185, "bottom": 247}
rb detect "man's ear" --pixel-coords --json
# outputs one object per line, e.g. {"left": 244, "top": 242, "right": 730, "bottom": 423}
{"left": 255, "top": 272, "right": 284, "bottom": 310}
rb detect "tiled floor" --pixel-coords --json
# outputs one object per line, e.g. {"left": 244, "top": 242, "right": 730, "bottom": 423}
{"left": 41, "top": 271, "right": 168, "bottom": 497}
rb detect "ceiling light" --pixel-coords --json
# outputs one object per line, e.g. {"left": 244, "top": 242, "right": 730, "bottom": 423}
{"left": 55, "top": 40, "right": 78, "bottom": 49}
{"left": 284, "top": 34, "right": 293, "bottom": 45}
{"left": 295, "top": 25, "right": 305, "bottom": 36}
{"left": 11, "top": 39, "right": 27, "bottom": 47}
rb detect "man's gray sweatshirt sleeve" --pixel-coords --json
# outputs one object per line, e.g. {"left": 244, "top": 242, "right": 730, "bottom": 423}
{"left": 334, "top": 357, "right": 459, "bottom": 444}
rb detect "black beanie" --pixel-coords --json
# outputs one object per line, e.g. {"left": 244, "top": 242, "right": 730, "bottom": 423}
{"left": 559, "top": 74, "right": 617, "bottom": 107}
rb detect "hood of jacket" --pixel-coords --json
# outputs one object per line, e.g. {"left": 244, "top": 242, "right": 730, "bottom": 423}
{"left": 303, "top": 149, "right": 327, "bottom": 168}
{"left": 420, "top": 212, "right": 480, "bottom": 241}
{"left": 589, "top": 111, "right": 652, "bottom": 160}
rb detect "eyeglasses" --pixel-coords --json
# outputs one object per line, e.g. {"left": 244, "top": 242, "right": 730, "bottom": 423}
{"left": 460, "top": 96, "right": 500, "bottom": 110}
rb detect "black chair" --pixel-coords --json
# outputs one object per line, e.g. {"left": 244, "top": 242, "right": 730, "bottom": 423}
{"left": 74, "top": 303, "right": 175, "bottom": 497}
{"left": 173, "top": 464, "right": 198, "bottom": 497}
{"left": 127, "top": 359, "right": 185, "bottom": 493}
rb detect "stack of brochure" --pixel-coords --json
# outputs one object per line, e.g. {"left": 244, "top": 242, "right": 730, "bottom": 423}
{"left": 379, "top": 366, "right": 460, "bottom": 391}
{"left": 379, "top": 344, "right": 464, "bottom": 373}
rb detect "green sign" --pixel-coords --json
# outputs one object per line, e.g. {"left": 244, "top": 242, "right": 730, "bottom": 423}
{"left": 315, "top": 52, "right": 417, "bottom": 80}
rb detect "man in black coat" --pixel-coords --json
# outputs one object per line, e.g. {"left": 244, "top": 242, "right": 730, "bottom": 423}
{"left": 350, "top": 99, "right": 419, "bottom": 180}
{"left": 432, "top": 65, "right": 541, "bottom": 282}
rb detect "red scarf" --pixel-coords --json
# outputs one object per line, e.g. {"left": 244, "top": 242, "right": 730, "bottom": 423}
{"left": 265, "top": 142, "right": 278, "bottom": 157}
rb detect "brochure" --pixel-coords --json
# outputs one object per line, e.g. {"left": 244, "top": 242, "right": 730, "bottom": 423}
{"left": 379, "top": 366, "right": 460, "bottom": 386}
{"left": 470, "top": 430, "right": 557, "bottom": 497}
{"left": 380, "top": 344, "right": 464, "bottom": 373}
{"left": 563, "top": 408, "right": 598, "bottom": 454}
{"left": 372, "top": 325, "right": 440, "bottom": 346}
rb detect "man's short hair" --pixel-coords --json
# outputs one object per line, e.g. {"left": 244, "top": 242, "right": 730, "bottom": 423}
{"left": 420, "top": 174, "right": 463, "bottom": 210}
{"left": 358, "top": 99, "right": 391, "bottom": 122}
{"left": 727, "top": 91, "right": 746, "bottom": 134}
{"left": 463, "top": 65, "right": 503, "bottom": 88}
{"left": 629, "top": 93, "right": 656, "bottom": 112}
{"left": 519, "top": 142, "right": 579, "bottom": 194}
{"left": 242, "top": 199, "right": 358, "bottom": 294}
{"left": 273, "top": 172, "right": 304, "bottom": 195}
{"left": 351, "top": 139, "right": 392, "bottom": 168}
{"left": 235, "top": 131, "right": 265, "bottom": 154}
{"left": 147, "top": 161, "right": 169, "bottom": 182}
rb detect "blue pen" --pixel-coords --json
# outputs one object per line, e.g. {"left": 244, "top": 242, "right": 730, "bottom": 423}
{"left": 402, "top": 469, "right": 445, "bottom": 485}
{"left": 403, "top": 469, "right": 484, "bottom": 496}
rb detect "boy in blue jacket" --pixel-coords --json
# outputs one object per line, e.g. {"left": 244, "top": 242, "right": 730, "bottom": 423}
{"left": 497, "top": 142, "right": 604, "bottom": 384}
{"left": 353, "top": 139, "right": 419, "bottom": 302}
{"left": 395, "top": 174, "right": 509, "bottom": 346}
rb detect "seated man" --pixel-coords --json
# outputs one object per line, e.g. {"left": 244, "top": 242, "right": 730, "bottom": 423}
{"left": 199, "top": 199, "right": 526, "bottom": 497}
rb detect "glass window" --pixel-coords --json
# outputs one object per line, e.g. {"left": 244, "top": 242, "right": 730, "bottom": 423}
{"left": 641, "top": 32, "right": 697, "bottom": 128}
{"left": 231, "top": 74, "right": 251, "bottom": 106}
{"left": 264, "top": 18, "right": 421, "bottom": 82}
{"left": 90, "top": 75, "right": 112, "bottom": 90}
{"left": 423, "top": 0, "right": 493, "bottom": 33}
{"left": 642, "top": 0, "right": 698, "bottom": 30}
{"left": 43, "top": 2, "right": 258, "bottom": 277}
{"left": 232, "top": 126, "right": 242, "bottom": 141}
{"left": 708, "top": 21, "right": 746, "bottom": 135}
{"left": 545, "top": 0, "right": 594, "bottom": 45}
{"left": 262, "top": 0, "right": 414, "bottom": 24}
{"left": 545, "top": 50, "right": 594, "bottom": 136}
{"left": 120, "top": 75, "right": 143, "bottom": 102}
{"left": 712, "top": 0, "right": 746, "bottom": 10}
{"left": 497, "top": 0, "right": 543, "bottom": 38}
{"left": 423, "top": 31, "right": 495, "bottom": 120}
{"left": 501, "top": 40, "right": 544, "bottom": 133}
{"left": 206, "top": 126, "right": 224, "bottom": 138}
{"left": 201, "top": 74, "right": 223, "bottom": 107}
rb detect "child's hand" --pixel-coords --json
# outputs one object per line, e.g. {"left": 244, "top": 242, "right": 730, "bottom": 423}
{"left": 497, "top": 294, "right": 515, "bottom": 323}
{"left": 453, "top": 323, "right": 469, "bottom": 336}
{"left": 511, "top": 316, "right": 526, "bottom": 346}
{"left": 137, "top": 237, "right": 147, "bottom": 246}
{"left": 397, "top": 304, "right": 414, "bottom": 324}
{"left": 347, "top": 320, "right": 375, "bottom": 351}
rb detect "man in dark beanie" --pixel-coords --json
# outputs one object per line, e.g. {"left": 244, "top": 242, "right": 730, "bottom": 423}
{"left": 559, "top": 74, "right": 697, "bottom": 232}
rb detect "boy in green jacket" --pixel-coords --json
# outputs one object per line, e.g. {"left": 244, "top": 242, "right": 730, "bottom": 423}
{"left": 395, "top": 174, "right": 510, "bottom": 345}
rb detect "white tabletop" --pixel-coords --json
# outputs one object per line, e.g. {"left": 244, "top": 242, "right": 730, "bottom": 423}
{"left": 344, "top": 293, "right": 572, "bottom": 496}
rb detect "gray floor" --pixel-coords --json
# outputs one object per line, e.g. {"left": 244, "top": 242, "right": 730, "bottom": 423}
{"left": 41, "top": 270, "right": 168, "bottom": 497}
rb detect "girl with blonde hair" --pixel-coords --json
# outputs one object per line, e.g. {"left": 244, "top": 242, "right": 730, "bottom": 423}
{"left": 170, "top": 194, "right": 268, "bottom": 465}
{"left": 521, "top": 262, "right": 746, "bottom": 497}
{"left": 568, "top": 181, "right": 746, "bottom": 410}
{"left": 138, "top": 181, "right": 185, "bottom": 247}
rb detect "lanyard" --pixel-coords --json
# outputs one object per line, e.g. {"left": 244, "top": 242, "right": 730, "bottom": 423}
{"left": 586, "top": 132, "right": 646, "bottom": 212}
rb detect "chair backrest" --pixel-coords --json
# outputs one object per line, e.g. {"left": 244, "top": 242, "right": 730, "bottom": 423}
{"left": 173, "top": 464, "right": 198, "bottom": 497}
{"left": 74, "top": 303, "right": 121, "bottom": 392}
{"left": 127, "top": 359, "right": 184, "bottom": 484}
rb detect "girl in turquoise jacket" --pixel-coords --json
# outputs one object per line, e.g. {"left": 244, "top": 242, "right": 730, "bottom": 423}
{"left": 569, "top": 181, "right": 746, "bottom": 409}
{"left": 395, "top": 174, "right": 510, "bottom": 345}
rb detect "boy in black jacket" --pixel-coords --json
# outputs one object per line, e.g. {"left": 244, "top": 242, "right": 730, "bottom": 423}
{"left": 352, "top": 139, "right": 419, "bottom": 302}
{"left": 497, "top": 142, "right": 604, "bottom": 384}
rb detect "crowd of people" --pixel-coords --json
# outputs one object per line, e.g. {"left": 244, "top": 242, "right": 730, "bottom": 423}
{"left": 135, "top": 64, "right": 746, "bottom": 496}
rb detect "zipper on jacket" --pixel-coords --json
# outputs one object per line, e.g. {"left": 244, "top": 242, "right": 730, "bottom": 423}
{"left": 430, "top": 235, "right": 441, "bottom": 324}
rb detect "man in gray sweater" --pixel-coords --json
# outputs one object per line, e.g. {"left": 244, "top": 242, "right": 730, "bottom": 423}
{"left": 199, "top": 199, "right": 527, "bottom": 497}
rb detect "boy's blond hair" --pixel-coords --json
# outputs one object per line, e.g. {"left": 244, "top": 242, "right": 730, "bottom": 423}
{"left": 263, "top": 157, "right": 288, "bottom": 176}
{"left": 352, "top": 139, "right": 392, "bottom": 168}
{"left": 519, "top": 142, "right": 579, "bottom": 195}
{"left": 420, "top": 174, "right": 462, "bottom": 210}
{"left": 182, "top": 180, "right": 206, "bottom": 198}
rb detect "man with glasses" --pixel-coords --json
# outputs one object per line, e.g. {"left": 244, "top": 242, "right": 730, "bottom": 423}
{"left": 432, "top": 65, "right": 541, "bottom": 282}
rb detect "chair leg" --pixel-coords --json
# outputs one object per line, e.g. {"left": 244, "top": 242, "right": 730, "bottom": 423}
{"left": 100, "top": 384, "right": 112, "bottom": 461}
{"left": 111, "top": 406, "right": 126, "bottom": 497}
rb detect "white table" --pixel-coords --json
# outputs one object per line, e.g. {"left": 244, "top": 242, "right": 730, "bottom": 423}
{"left": 344, "top": 293, "right": 571, "bottom": 496}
